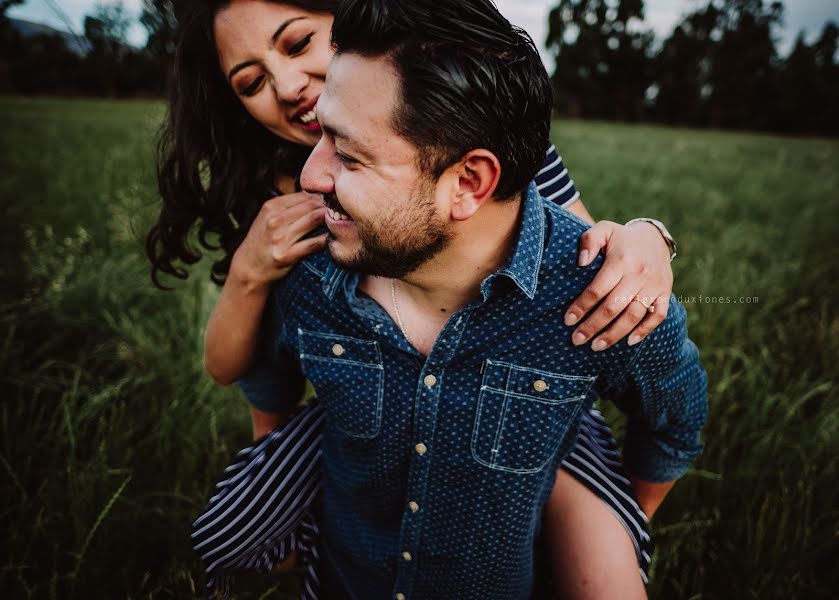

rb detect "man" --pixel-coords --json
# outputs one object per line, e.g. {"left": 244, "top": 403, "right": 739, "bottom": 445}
{"left": 252, "top": 0, "right": 708, "bottom": 597}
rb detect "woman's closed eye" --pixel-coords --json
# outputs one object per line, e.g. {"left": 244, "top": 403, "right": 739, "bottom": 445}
{"left": 288, "top": 32, "right": 314, "bottom": 56}
{"left": 240, "top": 75, "right": 265, "bottom": 97}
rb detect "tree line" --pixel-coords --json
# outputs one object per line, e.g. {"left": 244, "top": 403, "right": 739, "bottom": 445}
{"left": 547, "top": 0, "right": 838, "bottom": 134}
{"left": 1, "top": 0, "right": 836, "bottom": 135}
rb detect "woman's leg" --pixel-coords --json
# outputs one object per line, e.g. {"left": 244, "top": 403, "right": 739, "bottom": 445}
{"left": 544, "top": 470, "right": 646, "bottom": 599}
{"left": 542, "top": 408, "right": 651, "bottom": 600}
{"left": 249, "top": 403, "right": 288, "bottom": 439}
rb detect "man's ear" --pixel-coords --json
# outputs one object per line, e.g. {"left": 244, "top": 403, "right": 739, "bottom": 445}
{"left": 450, "top": 149, "right": 501, "bottom": 221}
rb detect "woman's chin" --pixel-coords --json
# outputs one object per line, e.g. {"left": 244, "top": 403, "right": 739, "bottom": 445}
{"left": 292, "top": 122, "right": 322, "bottom": 147}
{"left": 271, "top": 124, "right": 322, "bottom": 149}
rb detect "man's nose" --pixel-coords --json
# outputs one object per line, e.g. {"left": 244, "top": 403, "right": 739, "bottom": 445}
{"left": 301, "top": 137, "right": 334, "bottom": 194}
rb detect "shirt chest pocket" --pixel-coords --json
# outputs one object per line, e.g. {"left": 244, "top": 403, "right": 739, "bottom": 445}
{"left": 298, "top": 329, "right": 384, "bottom": 439}
{"left": 471, "top": 360, "right": 596, "bottom": 474}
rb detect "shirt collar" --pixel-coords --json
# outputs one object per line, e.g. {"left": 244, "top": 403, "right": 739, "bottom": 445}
{"left": 478, "top": 181, "right": 545, "bottom": 301}
{"left": 321, "top": 181, "right": 546, "bottom": 301}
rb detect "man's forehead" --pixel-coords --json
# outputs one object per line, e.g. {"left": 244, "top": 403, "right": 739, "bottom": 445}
{"left": 320, "top": 53, "right": 399, "bottom": 143}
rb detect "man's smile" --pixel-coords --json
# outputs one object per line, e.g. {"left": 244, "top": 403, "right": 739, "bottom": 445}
{"left": 323, "top": 193, "right": 354, "bottom": 223}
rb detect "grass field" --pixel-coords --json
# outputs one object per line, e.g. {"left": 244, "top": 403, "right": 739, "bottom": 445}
{"left": 1, "top": 96, "right": 837, "bottom": 599}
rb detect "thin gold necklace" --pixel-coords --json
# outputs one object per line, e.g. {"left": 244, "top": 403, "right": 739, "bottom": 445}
{"left": 390, "top": 279, "right": 412, "bottom": 345}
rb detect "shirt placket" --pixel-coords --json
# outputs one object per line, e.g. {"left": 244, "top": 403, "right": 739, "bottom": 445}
{"left": 391, "top": 311, "right": 471, "bottom": 600}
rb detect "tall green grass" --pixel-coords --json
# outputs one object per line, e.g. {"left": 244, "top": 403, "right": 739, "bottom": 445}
{"left": 1, "top": 97, "right": 837, "bottom": 599}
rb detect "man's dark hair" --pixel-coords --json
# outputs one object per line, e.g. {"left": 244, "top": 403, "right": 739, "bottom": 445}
{"left": 331, "top": 0, "right": 552, "bottom": 200}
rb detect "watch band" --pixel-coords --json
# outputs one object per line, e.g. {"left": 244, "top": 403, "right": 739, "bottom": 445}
{"left": 625, "top": 217, "right": 677, "bottom": 262}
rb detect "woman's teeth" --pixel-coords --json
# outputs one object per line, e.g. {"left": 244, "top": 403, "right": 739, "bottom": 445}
{"left": 299, "top": 109, "right": 317, "bottom": 124}
{"left": 327, "top": 207, "right": 349, "bottom": 221}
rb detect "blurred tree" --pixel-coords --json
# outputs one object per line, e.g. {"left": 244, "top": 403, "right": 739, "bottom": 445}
{"left": 83, "top": 1, "right": 131, "bottom": 96}
{"left": 652, "top": 0, "right": 784, "bottom": 130}
{"left": 546, "top": 0, "right": 655, "bottom": 121}
{"left": 710, "top": 0, "right": 784, "bottom": 130}
{"left": 653, "top": 3, "right": 721, "bottom": 126}
{"left": 0, "top": 0, "right": 25, "bottom": 18}
{"left": 139, "top": 0, "right": 191, "bottom": 93}
{"left": 0, "top": 1, "right": 26, "bottom": 91}
{"left": 140, "top": 0, "right": 180, "bottom": 60}
{"left": 776, "top": 22, "right": 839, "bottom": 135}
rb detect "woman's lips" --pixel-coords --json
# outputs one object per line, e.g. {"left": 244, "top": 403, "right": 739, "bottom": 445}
{"left": 294, "top": 119, "right": 321, "bottom": 133}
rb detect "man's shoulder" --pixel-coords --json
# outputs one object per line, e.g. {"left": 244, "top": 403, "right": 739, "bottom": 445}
{"left": 542, "top": 199, "right": 592, "bottom": 250}
{"left": 298, "top": 248, "right": 333, "bottom": 280}
{"left": 538, "top": 198, "right": 602, "bottom": 286}
{"left": 271, "top": 248, "right": 333, "bottom": 304}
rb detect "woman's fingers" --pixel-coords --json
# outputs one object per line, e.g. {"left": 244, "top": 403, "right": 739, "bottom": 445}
{"left": 589, "top": 290, "right": 668, "bottom": 351}
{"left": 564, "top": 258, "right": 624, "bottom": 328}
{"left": 266, "top": 198, "right": 324, "bottom": 229}
{"left": 283, "top": 233, "right": 329, "bottom": 264}
{"left": 286, "top": 202, "right": 326, "bottom": 239}
{"left": 626, "top": 294, "right": 671, "bottom": 347}
{"left": 576, "top": 220, "right": 618, "bottom": 267}
{"left": 570, "top": 277, "right": 641, "bottom": 348}
{"left": 265, "top": 190, "right": 321, "bottom": 211}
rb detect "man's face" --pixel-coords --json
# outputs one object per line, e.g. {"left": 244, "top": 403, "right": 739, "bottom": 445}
{"left": 300, "top": 53, "right": 452, "bottom": 278}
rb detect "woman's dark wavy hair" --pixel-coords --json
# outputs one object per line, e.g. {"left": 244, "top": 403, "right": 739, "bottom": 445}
{"left": 147, "top": 0, "right": 339, "bottom": 289}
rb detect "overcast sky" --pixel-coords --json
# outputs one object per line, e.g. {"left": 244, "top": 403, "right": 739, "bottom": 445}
{"left": 10, "top": 0, "right": 839, "bottom": 67}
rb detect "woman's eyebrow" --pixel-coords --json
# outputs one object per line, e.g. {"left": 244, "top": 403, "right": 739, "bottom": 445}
{"left": 271, "top": 17, "right": 306, "bottom": 45}
{"left": 227, "top": 17, "right": 307, "bottom": 82}
{"left": 228, "top": 60, "right": 258, "bottom": 82}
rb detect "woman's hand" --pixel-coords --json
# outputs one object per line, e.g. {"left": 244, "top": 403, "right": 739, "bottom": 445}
{"left": 204, "top": 192, "right": 326, "bottom": 386}
{"left": 564, "top": 220, "right": 673, "bottom": 351}
{"left": 229, "top": 191, "right": 327, "bottom": 291}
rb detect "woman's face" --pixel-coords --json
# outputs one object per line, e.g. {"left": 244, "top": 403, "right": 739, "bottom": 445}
{"left": 214, "top": 0, "right": 334, "bottom": 148}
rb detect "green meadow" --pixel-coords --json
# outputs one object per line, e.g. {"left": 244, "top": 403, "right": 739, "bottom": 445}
{"left": 1, "top": 96, "right": 837, "bottom": 599}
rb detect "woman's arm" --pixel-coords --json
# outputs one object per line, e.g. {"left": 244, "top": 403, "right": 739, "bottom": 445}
{"left": 204, "top": 192, "right": 326, "bottom": 385}
{"left": 535, "top": 146, "right": 675, "bottom": 352}
{"left": 563, "top": 197, "right": 674, "bottom": 352}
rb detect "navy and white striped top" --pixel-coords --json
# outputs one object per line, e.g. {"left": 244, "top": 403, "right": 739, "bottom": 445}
{"left": 536, "top": 144, "right": 580, "bottom": 207}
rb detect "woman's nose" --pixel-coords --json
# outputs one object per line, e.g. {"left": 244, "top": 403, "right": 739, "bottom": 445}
{"left": 268, "top": 61, "right": 307, "bottom": 104}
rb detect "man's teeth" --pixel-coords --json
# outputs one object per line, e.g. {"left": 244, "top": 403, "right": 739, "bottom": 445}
{"left": 299, "top": 109, "right": 317, "bottom": 124}
{"left": 327, "top": 207, "right": 349, "bottom": 221}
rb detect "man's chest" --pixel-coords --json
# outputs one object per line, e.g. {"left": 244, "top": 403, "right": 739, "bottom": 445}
{"left": 288, "top": 294, "right": 607, "bottom": 476}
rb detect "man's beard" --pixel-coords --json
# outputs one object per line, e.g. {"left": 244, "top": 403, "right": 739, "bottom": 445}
{"left": 327, "top": 178, "right": 452, "bottom": 279}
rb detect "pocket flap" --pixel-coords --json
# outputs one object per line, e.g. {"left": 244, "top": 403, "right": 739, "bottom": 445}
{"left": 482, "top": 359, "right": 595, "bottom": 402}
{"left": 298, "top": 328, "right": 382, "bottom": 367}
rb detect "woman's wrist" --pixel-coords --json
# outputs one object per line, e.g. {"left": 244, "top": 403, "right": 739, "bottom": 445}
{"left": 228, "top": 252, "right": 274, "bottom": 297}
{"left": 625, "top": 217, "right": 677, "bottom": 262}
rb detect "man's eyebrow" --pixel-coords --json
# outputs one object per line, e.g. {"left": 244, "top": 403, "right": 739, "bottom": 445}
{"left": 227, "top": 17, "right": 306, "bottom": 82}
{"left": 321, "top": 122, "right": 350, "bottom": 143}
{"left": 322, "top": 121, "right": 361, "bottom": 149}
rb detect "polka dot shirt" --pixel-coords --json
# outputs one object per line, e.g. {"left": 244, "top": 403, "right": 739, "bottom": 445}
{"left": 239, "top": 182, "right": 708, "bottom": 600}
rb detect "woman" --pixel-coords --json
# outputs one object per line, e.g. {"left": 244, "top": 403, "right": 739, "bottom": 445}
{"left": 148, "top": 1, "right": 676, "bottom": 598}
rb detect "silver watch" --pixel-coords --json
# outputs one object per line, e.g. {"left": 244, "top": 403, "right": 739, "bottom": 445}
{"left": 625, "top": 218, "right": 677, "bottom": 262}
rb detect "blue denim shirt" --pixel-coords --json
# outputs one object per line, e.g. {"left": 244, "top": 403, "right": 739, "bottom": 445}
{"left": 240, "top": 182, "right": 708, "bottom": 599}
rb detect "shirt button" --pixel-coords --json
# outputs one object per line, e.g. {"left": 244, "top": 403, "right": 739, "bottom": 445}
{"left": 407, "top": 501, "right": 419, "bottom": 512}
{"left": 415, "top": 443, "right": 427, "bottom": 455}
{"left": 533, "top": 379, "right": 548, "bottom": 392}
{"left": 402, "top": 551, "right": 412, "bottom": 561}
{"left": 332, "top": 343, "right": 345, "bottom": 356}
{"left": 423, "top": 374, "right": 437, "bottom": 387}
{"left": 395, "top": 594, "right": 406, "bottom": 600}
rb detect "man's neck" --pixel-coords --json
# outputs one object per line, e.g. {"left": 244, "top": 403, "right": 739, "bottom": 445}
{"left": 362, "top": 195, "right": 523, "bottom": 328}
